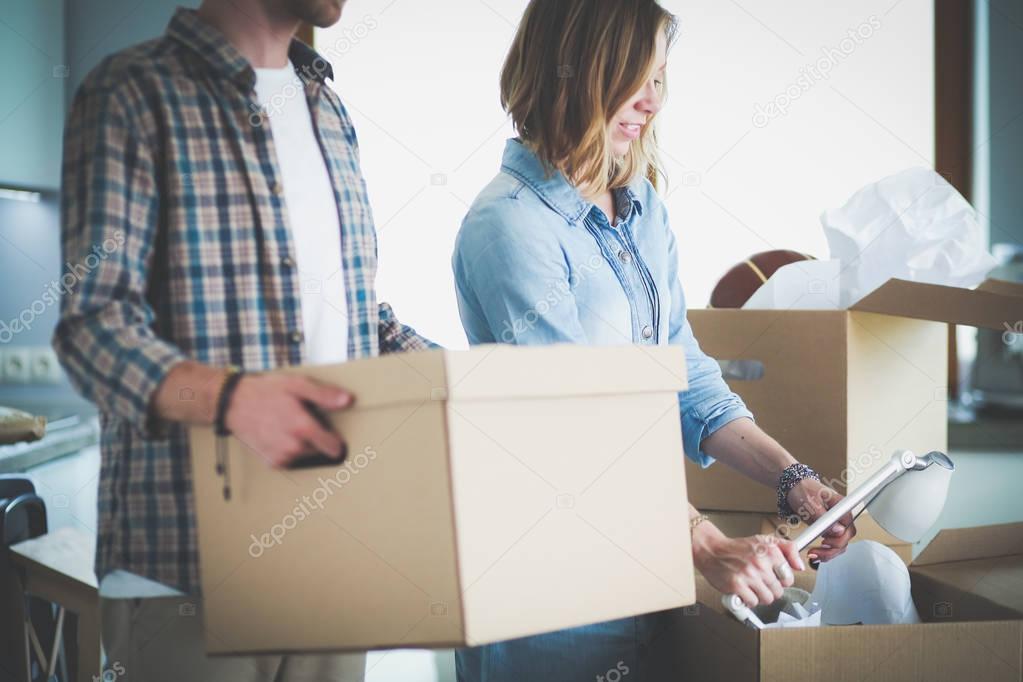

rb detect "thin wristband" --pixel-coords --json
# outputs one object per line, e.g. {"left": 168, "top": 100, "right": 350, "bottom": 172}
{"left": 214, "top": 367, "right": 244, "bottom": 436}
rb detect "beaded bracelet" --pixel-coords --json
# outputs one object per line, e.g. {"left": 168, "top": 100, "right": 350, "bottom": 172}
{"left": 777, "top": 462, "right": 820, "bottom": 518}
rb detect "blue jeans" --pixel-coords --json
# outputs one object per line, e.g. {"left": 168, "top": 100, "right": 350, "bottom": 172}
{"left": 456, "top": 613, "right": 674, "bottom": 682}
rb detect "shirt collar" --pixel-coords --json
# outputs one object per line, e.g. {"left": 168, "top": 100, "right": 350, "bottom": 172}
{"left": 166, "top": 8, "right": 334, "bottom": 92}
{"left": 500, "top": 138, "right": 644, "bottom": 225}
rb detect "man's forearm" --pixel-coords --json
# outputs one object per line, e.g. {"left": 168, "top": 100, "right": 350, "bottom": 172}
{"left": 152, "top": 360, "right": 230, "bottom": 426}
{"left": 700, "top": 417, "right": 797, "bottom": 489}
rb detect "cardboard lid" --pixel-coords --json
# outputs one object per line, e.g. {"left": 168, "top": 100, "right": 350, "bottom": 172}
{"left": 913, "top": 522, "right": 1023, "bottom": 566}
{"left": 444, "top": 344, "right": 687, "bottom": 401}
{"left": 278, "top": 345, "right": 688, "bottom": 410}
{"left": 849, "top": 277, "right": 1023, "bottom": 331}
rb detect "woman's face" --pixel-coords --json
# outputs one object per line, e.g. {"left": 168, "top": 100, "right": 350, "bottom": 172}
{"left": 608, "top": 30, "right": 667, "bottom": 158}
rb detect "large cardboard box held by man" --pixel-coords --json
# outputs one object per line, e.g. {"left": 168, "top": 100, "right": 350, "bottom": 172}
{"left": 686, "top": 277, "right": 1023, "bottom": 512}
{"left": 663, "top": 521, "right": 1023, "bottom": 682}
{"left": 189, "top": 345, "right": 695, "bottom": 654}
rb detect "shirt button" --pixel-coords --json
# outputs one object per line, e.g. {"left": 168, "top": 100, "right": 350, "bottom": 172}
{"left": 641, "top": 326, "right": 654, "bottom": 339}
{"left": 280, "top": 255, "right": 295, "bottom": 268}
{"left": 619, "top": 250, "right": 633, "bottom": 264}
{"left": 290, "top": 330, "right": 304, "bottom": 344}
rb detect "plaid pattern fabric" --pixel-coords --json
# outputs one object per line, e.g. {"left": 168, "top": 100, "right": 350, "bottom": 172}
{"left": 54, "top": 8, "right": 434, "bottom": 593}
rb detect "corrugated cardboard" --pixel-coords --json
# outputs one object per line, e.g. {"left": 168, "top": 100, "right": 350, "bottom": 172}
{"left": 686, "top": 277, "right": 1023, "bottom": 512}
{"left": 704, "top": 511, "right": 914, "bottom": 565}
{"left": 659, "top": 521, "right": 1023, "bottom": 682}
{"left": 189, "top": 344, "right": 695, "bottom": 654}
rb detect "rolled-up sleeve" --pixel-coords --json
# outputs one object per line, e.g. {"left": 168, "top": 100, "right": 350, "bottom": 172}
{"left": 663, "top": 207, "right": 754, "bottom": 467}
{"left": 378, "top": 302, "right": 439, "bottom": 353}
{"left": 53, "top": 78, "right": 186, "bottom": 438}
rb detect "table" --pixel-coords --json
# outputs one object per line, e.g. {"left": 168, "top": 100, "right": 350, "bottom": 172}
{"left": 8, "top": 526, "right": 100, "bottom": 682}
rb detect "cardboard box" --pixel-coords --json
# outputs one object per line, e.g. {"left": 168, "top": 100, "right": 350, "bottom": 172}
{"left": 705, "top": 511, "right": 914, "bottom": 565}
{"left": 660, "top": 521, "right": 1023, "bottom": 682}
{"left": 189, "top": 345, "right": 695, "bottom": 654}
{"left": 686, "top": 277, "right": 1023, "bottom": 512}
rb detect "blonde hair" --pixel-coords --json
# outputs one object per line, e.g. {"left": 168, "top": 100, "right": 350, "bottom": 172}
{"left": 500, "top": 0, "right": 677, "bottom": 197}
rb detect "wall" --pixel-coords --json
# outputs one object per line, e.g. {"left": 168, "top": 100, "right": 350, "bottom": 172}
{"left": 0, "top": 0, "right": 189, "bottom": 410}
{"left": 0, "top": 0, "right": 65, "bottom": 189}
{"left": 63, "top": 0, "right": 192, "bottom": 101}
{"left": 318, "top": 0, "right": 935, "bottom": 349}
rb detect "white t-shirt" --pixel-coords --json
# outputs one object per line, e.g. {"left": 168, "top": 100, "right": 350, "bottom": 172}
{"left": 254, "top": 60, "right": 349, "bottom": 364}
{"left": 100, "top": 60, "right": 348, "bottom": 599}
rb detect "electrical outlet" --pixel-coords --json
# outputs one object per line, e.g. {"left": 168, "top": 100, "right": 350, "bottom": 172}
{"left": 29, "top": 347, "right": 63, "bottom": 384}
{"left": 1, "top": 347, "right": 32, "bottom": 384}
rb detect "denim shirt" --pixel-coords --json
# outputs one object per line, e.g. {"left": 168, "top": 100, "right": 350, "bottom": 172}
{"left": 453, "top": 139, "right": 753, "bottom": 467}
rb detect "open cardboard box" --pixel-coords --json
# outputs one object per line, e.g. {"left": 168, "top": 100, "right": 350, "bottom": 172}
{"left": 686, "top": 277, "right": 1023, "bottom": 513}
{"left": 189, "top": 345, "right": 696, "bottom": 654}
{"left": 705, "top": 510, "right": 913, "bottom": 565}
{"left": 660, "top": 521, "right": 1023, "bottom": 682}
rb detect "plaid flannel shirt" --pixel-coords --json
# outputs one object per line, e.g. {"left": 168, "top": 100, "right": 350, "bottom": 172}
{"left": 54, "top": 8, "right": 435, "bottom": 593}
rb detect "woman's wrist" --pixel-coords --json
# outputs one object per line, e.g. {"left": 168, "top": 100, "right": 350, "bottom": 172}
{"left": 690, "top": 518, "right": 727, "bottom": 567}
{"left": 777, "top": 462, "right": 821, "bottom": 517}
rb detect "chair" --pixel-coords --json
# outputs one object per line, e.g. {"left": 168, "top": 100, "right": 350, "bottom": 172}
{"left": 0, "top": 476, "right": 56, "bottom": 682}
{"left": 2, "top": 475, "right": 98, "bottom": 682}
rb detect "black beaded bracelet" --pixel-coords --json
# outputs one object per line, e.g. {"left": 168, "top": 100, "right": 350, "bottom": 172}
{"left": 777, "top": 462, "right": 820, "bottom": 518}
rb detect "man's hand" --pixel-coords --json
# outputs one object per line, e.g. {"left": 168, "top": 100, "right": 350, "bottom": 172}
{"left": 692, "top": 521, "right": 804, "bottom": 607}
{"left": 225, "top": 374, "right": 353, "bottom": 468}
{"left": 153, "top": 361, "right": 355, "bottom": 468}
{"left": 786, "top": 478, "right": 857, "bottom": 563}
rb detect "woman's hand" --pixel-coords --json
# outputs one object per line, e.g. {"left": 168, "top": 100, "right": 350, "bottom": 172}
{"left": 786, "top": 478, "right": 857, "bottom": 564}
{"left": 691, "top": 521, "right": 804, "bottom": 607}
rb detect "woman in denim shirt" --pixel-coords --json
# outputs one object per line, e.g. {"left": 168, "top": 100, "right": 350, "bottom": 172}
{"left": 452, "top": 2, "right": 856, "bottom": 680}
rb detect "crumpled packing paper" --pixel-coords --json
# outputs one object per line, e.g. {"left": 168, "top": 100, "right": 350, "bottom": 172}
{"left": 753, "top": 587, "right": 822, "bottom": 629}
{"left": 743, "top": 167, "right": 998, "bottom": 311}
{"left": 811, "top": 541, "right": 921, "bottom": 625}
{"left": 746, "top": 541, "right": 920, "bottom": 628}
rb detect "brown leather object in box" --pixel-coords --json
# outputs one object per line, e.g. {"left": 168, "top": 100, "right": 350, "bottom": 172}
{"left": 0, "top": 407, "right": 47, "bottom": 445}
{"left": 710, "top": 250, "right": 816, "bottom": 309}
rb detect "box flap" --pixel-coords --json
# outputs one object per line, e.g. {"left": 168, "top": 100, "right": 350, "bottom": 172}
{"left": 443, "top": 344, "right": 687, "bottom": 401}
{"left": 849, "top": 278, "right": 1023, "bottom": 330}
{"left": 913, "top": 522, "right": 1023, "bottom": 566}
{"left": 978, "top": 277, "right": 1023, "bottom": 297}
{"left": 279, "top": 348, "right": 447, "bottom": 410}
{"left": 277, "top": 345, "right": 688, "bottom": 410}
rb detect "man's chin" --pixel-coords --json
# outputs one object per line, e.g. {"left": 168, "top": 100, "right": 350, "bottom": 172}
{"left": 309, "top": 8, "right": 342, "bottom": 28}
{"left": 295, "top": 0, "right": 344, "bottom": 29}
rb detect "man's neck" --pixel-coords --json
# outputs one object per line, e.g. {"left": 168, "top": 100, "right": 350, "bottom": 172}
{"left": 197, "top": 0, "right": 299, "bottom": 68}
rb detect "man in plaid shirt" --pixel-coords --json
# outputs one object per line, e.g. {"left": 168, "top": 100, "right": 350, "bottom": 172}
{"left": 54, "top": 0, "right": 430, "bottom": 678}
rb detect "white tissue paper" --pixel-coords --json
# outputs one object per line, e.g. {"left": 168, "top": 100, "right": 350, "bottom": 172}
{"left": 810, "top": 541, "right": 921, "bottom": 625}
{"left": 742, "top": 167, "right": 998, "bottom": 311}
{"left": 823, "top": 167, "right": 997, "bottom": 307}
{"left": 754, "top": 587, "right": 822, "bottom": 629}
